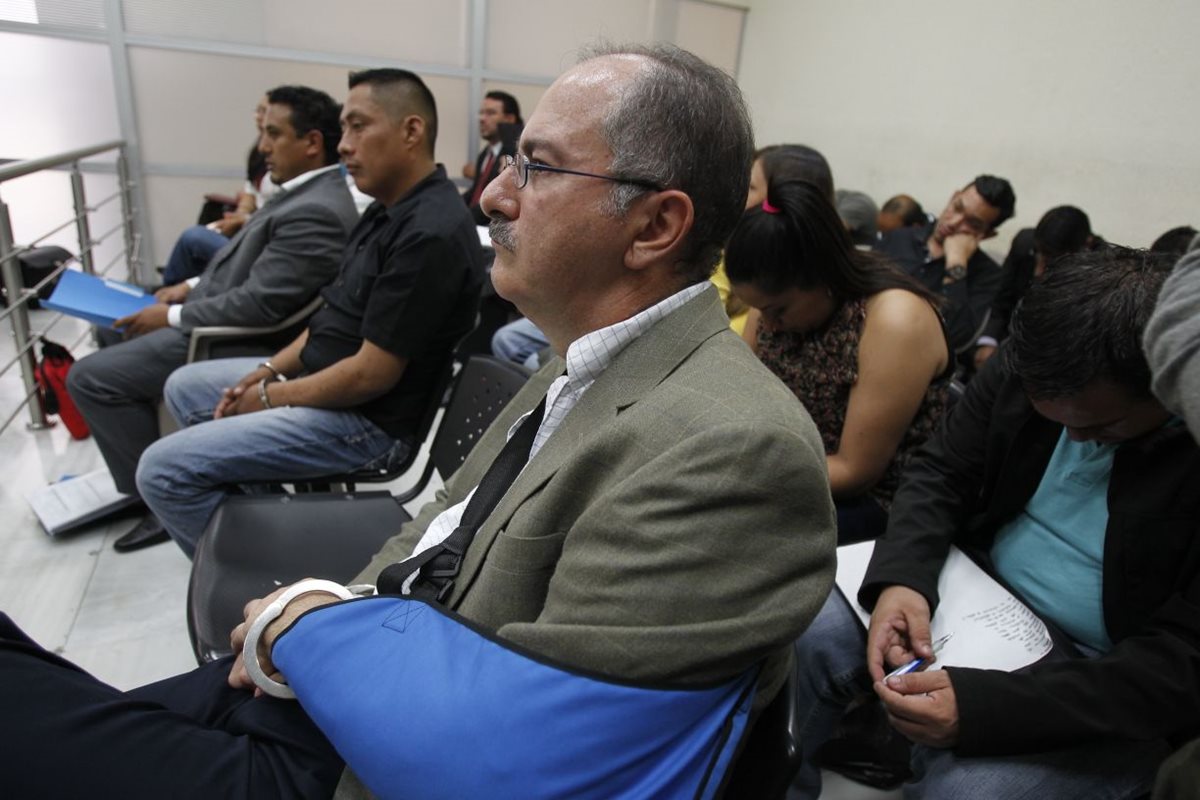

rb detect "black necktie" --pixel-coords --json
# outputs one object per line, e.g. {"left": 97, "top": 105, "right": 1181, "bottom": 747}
{"left": 376, "top": 396, "right": 548, "bottom": 602}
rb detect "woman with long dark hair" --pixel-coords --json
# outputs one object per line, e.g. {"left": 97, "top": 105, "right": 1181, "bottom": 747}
{"left": 726, "top": 178, "right": 952, "bottom": 542}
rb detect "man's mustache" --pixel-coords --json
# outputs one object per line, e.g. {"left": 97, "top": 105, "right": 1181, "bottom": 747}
{"left": 489, "top": 220, "right": 517, "bottom": 252}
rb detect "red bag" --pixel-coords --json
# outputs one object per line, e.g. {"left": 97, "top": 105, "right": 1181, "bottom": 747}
{"left": 35, "top": 339, "right": 90, "bottom": 439}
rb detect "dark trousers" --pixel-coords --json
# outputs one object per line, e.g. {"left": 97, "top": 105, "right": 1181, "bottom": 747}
{"left": 0, "top": 613, "right": 343, "bottom": 799}
{"left": 66, "top": 327, "right": 191, "bottom": 495}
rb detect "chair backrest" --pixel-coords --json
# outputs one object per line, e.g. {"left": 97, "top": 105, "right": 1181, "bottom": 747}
{"left": 187, "top": 490, "right": 410, "bottom": 663}
{"left": 328, "top": 354, "right": 460, "bottom": 489}
{"left": 394, "top": 355, "right": 531, "bottom": 504}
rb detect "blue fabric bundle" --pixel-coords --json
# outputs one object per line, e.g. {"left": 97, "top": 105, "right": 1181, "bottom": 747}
{"left": 272, "top": 596, "right": 757, "bottom": 800}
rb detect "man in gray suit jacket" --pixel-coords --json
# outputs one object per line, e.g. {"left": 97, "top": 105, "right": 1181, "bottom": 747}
{"left": 67, "top": 84, "right": 357, "bottom": 551}
{"left": 0, "top": 47, "right": 835, "bottom": 798}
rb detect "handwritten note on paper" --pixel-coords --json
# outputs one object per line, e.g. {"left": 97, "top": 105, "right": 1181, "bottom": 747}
{"left": 834, "top": 541, "right": 1053, "bottom": 673}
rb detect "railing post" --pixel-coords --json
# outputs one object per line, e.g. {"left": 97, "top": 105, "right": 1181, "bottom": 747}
{"left": 0, "top": 194, "right": 51, "bottom": 430}
{"left": 116, "top": 147, "right": 139, "bottom": 276}
{"left": 70, "top": 161, "right": 95, "bottom": 275}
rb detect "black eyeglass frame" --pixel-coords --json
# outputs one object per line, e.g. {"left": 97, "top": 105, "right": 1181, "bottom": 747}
{"left": 501, "top": 153, "right": 664, "bottom": 192}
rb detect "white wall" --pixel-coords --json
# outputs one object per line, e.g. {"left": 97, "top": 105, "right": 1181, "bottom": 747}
{"left": 0, "top": 31, "right": 124, "bottom": 273}
{"left": 737, "top": 0, "right": 1200, "bottom": 252}
{"left": 1, "top": 1, "right": 747, "bottom": 267}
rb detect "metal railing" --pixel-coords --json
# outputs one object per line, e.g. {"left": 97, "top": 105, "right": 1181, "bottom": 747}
{"left": 0, "top": 140, "right": 140, "bottom": 436}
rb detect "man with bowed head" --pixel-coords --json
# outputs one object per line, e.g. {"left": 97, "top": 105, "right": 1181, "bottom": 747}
{"left": 790, "top": 247, "right": 1200, "bottom": 799}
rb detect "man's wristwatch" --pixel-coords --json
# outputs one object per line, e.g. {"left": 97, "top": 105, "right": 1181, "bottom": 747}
{"left": 944, "top": 263, "right": 967, "bottom": 282}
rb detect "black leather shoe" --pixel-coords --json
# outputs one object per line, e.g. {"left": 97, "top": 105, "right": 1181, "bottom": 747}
{"left": 113, "top": 515, "right": 170, "bottom": 552}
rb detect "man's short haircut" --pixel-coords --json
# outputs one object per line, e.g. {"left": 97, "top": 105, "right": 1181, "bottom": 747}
{"left": 485, "top": 90, "right": 522, "bottom": 124}
{"left": 1034, "top": 205, "right": 1092, "bottom": 262}
{"left": 348, "top": 68, "right": 439, "bottom": 155}
{"left": 580, "top": 43, "right": 755, "bottom": 285}
{"left": 755, "top": 144, "right": 835, "bottom": 204}
{"left": 1150, "top": 225, "right": 1198, "bottom": 255}
{"left": 1005, "top": 247, "right": 1173, "bottom": 399}
{"left": 265, "top": 85, "right": 342, "bottom": 166}
{"left": 969, "top": 174, "right": 1016, "bottom": 231}
{"left": 881, "top": 194, "right": 926, "bottom": 227}
{"left": 835, "top": 189, "right": 879, "bottom": 246}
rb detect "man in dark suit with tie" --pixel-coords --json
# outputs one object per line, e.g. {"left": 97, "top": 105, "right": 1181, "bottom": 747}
{"left": 67, "top": 84, "right": 358, "bottom": 552}
{"left": 462, "top": 90, "right": 521, "bottom": 225}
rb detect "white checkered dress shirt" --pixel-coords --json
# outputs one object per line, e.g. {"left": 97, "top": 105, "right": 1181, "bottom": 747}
{"left": 397, "top": 281, "right": 709, "bottom": 588}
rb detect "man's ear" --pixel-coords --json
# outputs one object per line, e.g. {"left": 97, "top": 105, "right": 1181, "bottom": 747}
{"left": 402, "top": 114, "right": 427, "bottom": 148}
{"left": 625, "top": 190, "right": 693, "bottom": 272}
{"left": 305, "top": 130, "right": 324, "bottom": 160}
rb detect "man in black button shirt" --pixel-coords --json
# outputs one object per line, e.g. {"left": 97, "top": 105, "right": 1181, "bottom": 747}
{"left": 136, "top": 68, "right": 484, "bottom": 557}
{"left": 874, "top": 175, "right": 1015, "bottom": 359}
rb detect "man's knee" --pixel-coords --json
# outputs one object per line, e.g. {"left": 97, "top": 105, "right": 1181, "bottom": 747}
{"left": 793, "top": 591, "right": 871, "bottom": 699}
{"left": 162, "top": 364, "right": 191, "bottom": 411}
{"left": 162, "top": 361, "right": 225, "bottom": 419}
{"left": 491, "top": 325, "right": 518, "bottom": 359}
{"left": 65, "top": 350, "right": 103, "bottom": 401}
{"left": 135, "top": 436, "right": 174, "bottom": 501}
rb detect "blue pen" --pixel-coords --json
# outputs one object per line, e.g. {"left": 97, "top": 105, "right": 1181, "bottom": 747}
{"left": 885, "top": 633, "right": 953, "bottom": 679}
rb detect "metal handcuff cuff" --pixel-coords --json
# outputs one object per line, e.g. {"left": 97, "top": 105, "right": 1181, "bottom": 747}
{"left": 241, "top": 579, "right": 373, "bottom": 699}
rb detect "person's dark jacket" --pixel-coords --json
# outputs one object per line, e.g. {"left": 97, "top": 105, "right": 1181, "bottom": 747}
{"left": 859, "top": 351, "right": 1200, "bottom": 757}
{"left": 874, "top": 222, "right": 1003, "bottom": 355}
{"left": 979, "top": 227, "right": 1036, "bottom": 344}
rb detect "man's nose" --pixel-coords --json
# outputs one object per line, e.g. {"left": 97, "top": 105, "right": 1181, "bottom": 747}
{"left": 480, "top": 162, "right": 517, "bottom": 220}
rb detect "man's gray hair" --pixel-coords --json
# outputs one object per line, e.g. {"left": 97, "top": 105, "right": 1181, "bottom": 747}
{"left": 580, "top": 43, "right": 754, "bottom": 284}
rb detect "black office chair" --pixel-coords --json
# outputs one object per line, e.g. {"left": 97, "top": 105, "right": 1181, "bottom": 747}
{"left": 720, "top": 672, "right": 804, "bottom": 799}
{"left": 185, "top": 355, "right": 532, "bottom": 663}
{"left": 290, "top": 355, "right": 458, "bottom": 493}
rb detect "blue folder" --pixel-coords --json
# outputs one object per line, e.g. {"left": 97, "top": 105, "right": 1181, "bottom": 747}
{"left": 42, "top": 269, "right": 157, "bottom": 328}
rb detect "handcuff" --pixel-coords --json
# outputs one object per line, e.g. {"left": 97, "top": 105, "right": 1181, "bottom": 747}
{"left": 241, "top": 579, "right": 364, "bottom": 699}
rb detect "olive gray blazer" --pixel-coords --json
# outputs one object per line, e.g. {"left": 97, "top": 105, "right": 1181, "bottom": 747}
{"left": 336, "top": 285, "right": 836, "bottom": 798}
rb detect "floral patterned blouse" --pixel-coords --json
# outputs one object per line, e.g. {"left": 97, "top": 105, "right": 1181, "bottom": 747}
{"left": 756, "top": 295, "right": 951, "bottom": 509}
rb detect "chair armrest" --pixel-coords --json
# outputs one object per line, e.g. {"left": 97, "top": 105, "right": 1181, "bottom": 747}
{"left": 187, "top": 294, "right": 323, "bottom": 363}
{"left": 203, "top": 192, "right": 238, "bottom": 206}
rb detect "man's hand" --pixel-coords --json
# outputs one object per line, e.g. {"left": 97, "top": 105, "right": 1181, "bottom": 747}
{"left": 212, "top": 211, "right": 247, "bottom": 237}
{"left": 113, "top": 304, "right": 170, "bottom": 337}
{"left": 942, "top": 233, "right": 980, "bottom": 272}
{"left": 154, "top": 282, "right": 191, "bottom": 304}
{"left": 228, "top": 582, "right": 342, "bottom": 695}
{"left": 973, "top": 344, "right": 997, "bottom": 371}
{"left": 874, "top": 669, "right": 960, "bottom": 748}
{"left": 213, "top": 367, "right": 274, "bottom": 419}
{"left": 866, "top": 585, "right": 934, "bottom": 682}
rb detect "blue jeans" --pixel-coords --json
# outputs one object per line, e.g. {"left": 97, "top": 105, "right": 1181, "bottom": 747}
{"left": 491, "top": 317, "right": 548, "bottom": 370}
{"left": 789, "top": 591, "right": 1169, "bottom": 800}
{"left": 136, "top": 358, "right": 409, "bottom": 557}
{"left": 162, "top": 224, "right": 228, "bottom": 285}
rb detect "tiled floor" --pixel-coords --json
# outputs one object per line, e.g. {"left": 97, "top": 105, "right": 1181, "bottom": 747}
{"left": 0, "top": 307, "right": 900, "bottom": 799}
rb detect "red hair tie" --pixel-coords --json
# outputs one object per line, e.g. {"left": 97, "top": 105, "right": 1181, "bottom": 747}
{"left": 761, "top": 200, "right": 780, "bottom": 214}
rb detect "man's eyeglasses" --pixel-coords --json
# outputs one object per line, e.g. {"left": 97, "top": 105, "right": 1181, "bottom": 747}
{"left": 501, "top": 153, "right": 663, "bottom": 192}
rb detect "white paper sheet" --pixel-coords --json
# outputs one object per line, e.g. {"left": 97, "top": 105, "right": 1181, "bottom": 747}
{"left": 835, "top": 541, "right": 1053, "bottom": 673}
{"left": 23, "top": 469, "right": 139, "bottom": 536}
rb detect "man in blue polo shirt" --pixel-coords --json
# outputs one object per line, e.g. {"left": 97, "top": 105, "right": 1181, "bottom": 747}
{"left": 135, "top": 68, "right": 484, "bottom": 557}
{"left": 790, "top": 247, "right": 1200, "bottom": 799}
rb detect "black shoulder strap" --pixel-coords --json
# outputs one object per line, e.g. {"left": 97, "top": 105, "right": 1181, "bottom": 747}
{"left": 377, "top": 396, "right": 548, "bottom": 602}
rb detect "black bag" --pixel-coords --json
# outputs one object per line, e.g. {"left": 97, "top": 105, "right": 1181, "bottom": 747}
{"left": 813, "top": 694, "right": 912, "bottom": 790}
{"left": 1, "top": 245, "right": 74, "bottom": 309}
